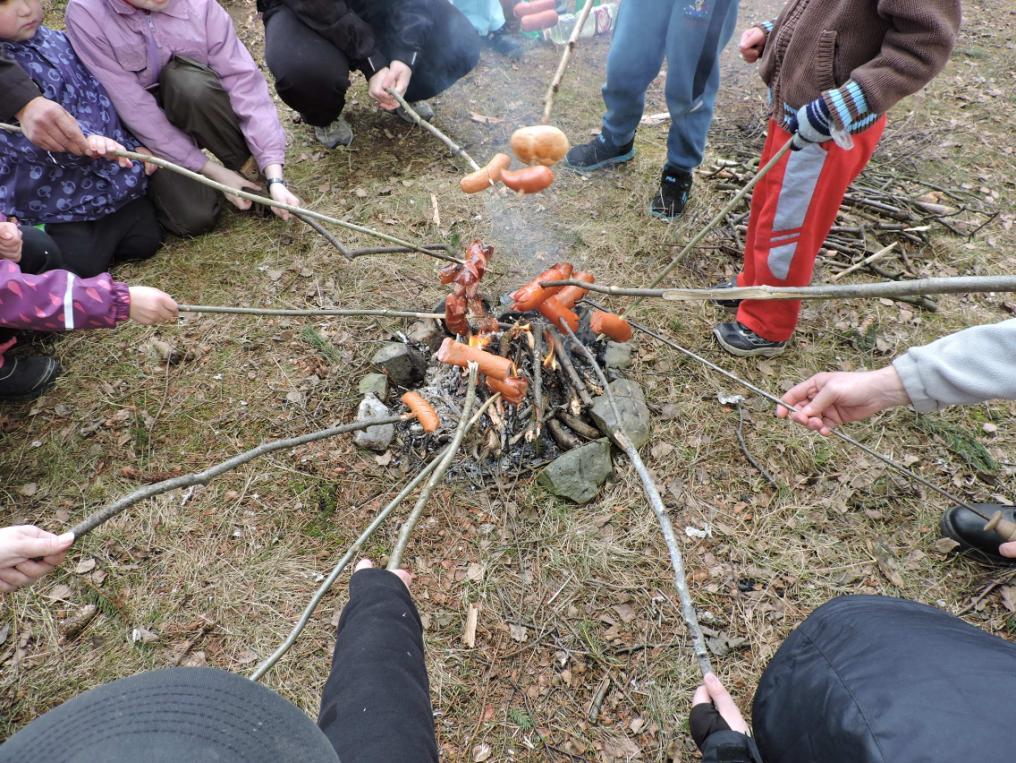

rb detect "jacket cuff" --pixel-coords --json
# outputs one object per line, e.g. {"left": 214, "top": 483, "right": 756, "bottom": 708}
{"left": 892, "top": 354, "right": 938, "bottom": 413}
{"left": 388, "top": 47, "right": 419, "bottom": 72}
{"left": 4, "top": 80, "right": 42, "bottom": 122}
{"left": 700, "top": 730, "right": 764, "bottom": 763}
{"left": 355, "top": 50, "right": 390, "bottom": 76}
{"left": 112, "top": 281, "right": 131, "bottom": 323}
{"left": 349, "top": 567, "right": 416, "bottom": 609}
{"left": 820, "top": 79, "right": 874, "bottom": 133}
{"left": 756, "top": 19, "right": 776, "bottom": 39}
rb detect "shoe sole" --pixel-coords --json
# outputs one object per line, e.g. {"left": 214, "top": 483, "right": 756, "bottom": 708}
{"left": 648, "top": 205, "right": 684, "bottom": 221}
{"left": 565, "top": 148, "right": 636, "bottom": 173}
{"left": 712, "top": 326, "right": 786, "bottom": 358}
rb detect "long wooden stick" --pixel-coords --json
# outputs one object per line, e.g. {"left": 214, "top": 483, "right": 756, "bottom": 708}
{"left": 544, "top": 275, "right": 1016, "bottom": 303}
{"left": 542, "top": 0, "right": 597, "bottom": 125}
{"left": 178, "top": 304, "right": 444, "bottom": 320}
{"left": 0, "top": 122, "right": 461, "bottom": 265}
{"left": 68, "top": 416, "right": 404, "bottom": 540}
{"left": 346, "top": 244, "right": 450, "bottom": 259}
{"left": 294, "top": 213, "right": 351, "bottom": 260}
{"left": 827, "top": 242, "right": 897, "bottom": 282}
{"left": 384, "top": 90, "right": 482, "bottom": 172}
{"left": 387, "top": 362, "right": 481, "bottom": 569}
{"left": 559, "top": 323, "right": 712, "bottom": 676}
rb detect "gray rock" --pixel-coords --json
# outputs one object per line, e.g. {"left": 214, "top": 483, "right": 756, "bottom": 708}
{"left": 589, "top": 378, "right": 651, "bottom": 450}
{"left": 372, "top": 342, "right": 427, "bottom": 388}
{"left": 353, "top": 394, "right": 395, "bottom": 452}
{"left": 358, "top": 373, "right": 388, "bottom": 399}
{"left": 537, "top": 438, "right": 613, "bottom": 504}
{"left": 407, "top": 319, "right": 446, "bottom": 353}
{"left": 604, "top": 341, "right": 632, "bottom": 369}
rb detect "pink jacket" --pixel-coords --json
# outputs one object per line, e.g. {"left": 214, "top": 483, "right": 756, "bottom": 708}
{"left": 65, "top": 0, "right": 287, "bottom": 173}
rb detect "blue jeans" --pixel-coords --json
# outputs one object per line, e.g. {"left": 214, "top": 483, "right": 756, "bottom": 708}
{"left": 451, "top": 0, "right": 505, "bottom": 36}
{"left": 601, "top": 0, "right": 739, "bottom": 171}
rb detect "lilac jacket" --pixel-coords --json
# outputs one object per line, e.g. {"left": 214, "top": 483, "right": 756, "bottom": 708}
{"left": 65, "top": 0, "right": 287, "bottom": 173}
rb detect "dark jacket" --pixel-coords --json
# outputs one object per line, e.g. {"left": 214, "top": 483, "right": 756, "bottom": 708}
{"left": 0, "top": 55, "right": 40, "bottom": 120}
{"left": 257, "top": 0, "right": 431, "bottom": 75}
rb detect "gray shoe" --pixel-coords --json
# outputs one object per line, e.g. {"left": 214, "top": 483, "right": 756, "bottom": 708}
{"left": 395, "top": 100, "right": 434, "bottom": 123}
{"left": 314, "top": 117, "right": 353, "bottom": 148}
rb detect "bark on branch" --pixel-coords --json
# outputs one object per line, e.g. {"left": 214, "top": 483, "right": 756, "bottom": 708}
{"left": 178, "top": 305, "right": 444, "bottom": 320}
{"left": 541, "top": 0, "right": 597, "bottom": 125}
{"left": 384, "top": 90, "right": 482, "bottom": 172}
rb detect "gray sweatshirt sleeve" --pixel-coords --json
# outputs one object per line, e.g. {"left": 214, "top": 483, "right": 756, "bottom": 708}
{"left": 891, "top": 319, "right": 1016, "bottom": 413}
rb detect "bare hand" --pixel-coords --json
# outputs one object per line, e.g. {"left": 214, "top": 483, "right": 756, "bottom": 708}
{"left": 15, "top": 97, "right": 89, "bottom": 155}
{"left": 200, "top": 161, "right": 259, "bottom": 211}
{"left": 776, "top": 366, "right": 911, "bottom": 436}
{"left": 0, "top": 525, "right": 74, "bottom": 593}
{"left": 85, "top": 134, "right": 133, "bottom": 169}
{"left": 268, "top": 183, "right": 301, "bottom": 221}
{"left": 354, "top": 558, "right": 412, "bottom": 590}
{"left": 135, "top": 146, "right": 159, "bottom": 176}
{"left": 368, "top": 68, "right": 396, "bottom": 110}
{"left": 128, "top": 286, "right": 179, "bottom": 324}
{"left": 369, "top": 61, "right": 413, "bottom": 111}
{"left": 0, "top": 222, "right": 22, "bottom": 262}
{"left": 1002, "top": 542, "right": 1016, "bottom": 559}
{"left": 739, "top": 26, "right": 767, "bottom": 63}
{"left": 692, "top": 673, "right": 750, "bottom": 735}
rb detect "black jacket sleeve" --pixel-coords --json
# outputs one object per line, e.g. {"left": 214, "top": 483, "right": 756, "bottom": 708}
{"left": 0, "top": 55, "right": 41, "bottom": 121}
{"left": 317, "top": 568, "right": 438, "bottom": 763}
{"left": 259, "top": 0, "right": 388, "bottom": 73}
{"left": 700, "top": 730, "right": 764, "bottom": 762}
{"left": 384, "top": 0, "right": 433, "bottom": 69}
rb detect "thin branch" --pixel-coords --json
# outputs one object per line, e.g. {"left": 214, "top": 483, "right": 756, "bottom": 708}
{"left": 735, "top": 401, "right": 779, "bottom": 489}
{"left": 541, "top": 0, "right": 597, "bottom": 125}
{"left": 387, "top": 362, "right": 481, "bottom": 569}
{"left": 178, "top": 304, "right": 444, "bottom": 320}
{"left": 549, "top": 327, "right": 593, "bottom": 407}
{"left": 250, "top": 446, "right": 448, "bottom": 682}
{"left": 0, "top": 122, "right": 461, "bottom": 265}
{"left": 384, "top": 90, "right": 482, "bottom": 171}
{"left": 68, "top": 416, "right": 404, "bottom": 540}
{"left": 545, "top": 275, "right": 1016, "bottom": 303}
{"left": 294, "top": 213, "right": 351, "bottom": 260}
{"left": 827, "top": 242, "right": 897, "bottom": 282}
{"left": 346, "top": 244, "right": 450, "bottom": 259}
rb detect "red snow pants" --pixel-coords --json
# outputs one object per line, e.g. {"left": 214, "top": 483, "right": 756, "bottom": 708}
{"left": 736, "top": 117, "right": 886, "bottom": 342}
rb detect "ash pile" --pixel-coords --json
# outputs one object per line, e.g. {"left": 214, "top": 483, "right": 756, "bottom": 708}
{"left": 353, "top": 241, "right": 650, "bottom": 503}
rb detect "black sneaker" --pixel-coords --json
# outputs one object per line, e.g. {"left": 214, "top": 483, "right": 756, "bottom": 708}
{"left": 484, "top": 26, "right": 523, "bottom": 60}
{"left": 0, "top": 354, "right": 61, "bottom": 402}
{"left": 712, "top": 277, "right": 741, "bottom": 310}
{"left": 650, "top": 165, "right": 693, "bottom": 220}
{"left": 713, "top": 322, "right": 786, "bottom": 358}
{"left": 565, "top": 134, "right": 636, "bottom": 171}
{"left": 940, "top": 503, "right": 1016, "bottom": 567}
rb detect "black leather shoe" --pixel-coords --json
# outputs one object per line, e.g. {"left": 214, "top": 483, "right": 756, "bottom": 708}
{"left": 0, "top": 354, "right": 61, "bottom": 402}
{"left": 711, "top": 277, "right": 741, "bottom": 310}
{"left": 713, "top": 321, "right": 786, "bottom": 358}
{"left": 940, "top": 503, "right": 1016, "bottom": 566}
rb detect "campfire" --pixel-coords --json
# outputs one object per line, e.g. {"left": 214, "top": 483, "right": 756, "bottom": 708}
{"left": 363, "top": 241, "right": 643, "bottom": 491}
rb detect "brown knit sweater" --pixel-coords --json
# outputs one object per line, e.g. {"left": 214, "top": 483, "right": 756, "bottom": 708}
{"left": 756, "top": 0, "right": 961, "bottom": 133}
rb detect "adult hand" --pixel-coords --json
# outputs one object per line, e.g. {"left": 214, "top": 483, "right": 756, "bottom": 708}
{"left": 135, "top": 146, "right": 159, "bottom": 176}
{"left": 15, "top": 96, "right": 89, "bottom": 155}
{"left": 354, "top": 558, "right": 412, "bottom": 590}
{"left": 739, "top": 26, "right": 767, "bottom": 63}
{"left": 777, "top": 365, "right": 911, "bottom": 436}
{"left": 84, "top": 134, "right": 133, "bottom": 169}
{"left": 1002, "top": 542, "right": 1016, "bottom": 559}
{"left": 368, "top": 68, "right": 396, "bottom": 110}
{"left": 128, "top": 286, "right": 179, "bottom": 324}
{"left": 0, "top": 221, "right": 22, "bottom": 262}
{"left": 267, "top": 183, "right": 301, "bottom": 221}
{"left": 200, "top": 161, "right": 259, "bottom": 211}
{"left": 0, "top": 525, "right": 74, "bottom": 593}
{"left": 690, "top": 673, "right": 750, "bottom": 750}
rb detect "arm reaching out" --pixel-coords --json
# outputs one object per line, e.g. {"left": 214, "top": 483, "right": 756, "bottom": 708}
{"left": 777, "top": 366, "right": 911, "bottom": 436}
{"left": 0, "top": 526, "right": 74, "bottom": 593}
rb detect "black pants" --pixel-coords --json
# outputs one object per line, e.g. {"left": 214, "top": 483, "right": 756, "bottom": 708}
{"left": 317, "top": 568, "right": 438, "bottom": 762}
{"left": 43, "top": 196, "right": 162, "bottom": 278}
{"left": 19, "top": 226, "right": 68, "bottom": 275}
{"left": 264, "top": 0, "right": 480, "bottom": 126}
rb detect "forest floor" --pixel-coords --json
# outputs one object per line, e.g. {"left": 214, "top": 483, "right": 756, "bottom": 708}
{"left": 2, "top": 0, "right": 1015, "bottom": 760}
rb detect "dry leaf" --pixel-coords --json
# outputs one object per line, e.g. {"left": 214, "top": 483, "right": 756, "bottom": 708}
{"left": 47, "top": 584, "right": 72, "bottom": 601}
{"left": 614, "top": 602, "right": 637, "bottom": 624}
{"left": 374, "top": 451, "right": 393, "bottom": 467}
{"left": 472, "top": 743, "right": 492, "bottom": 762}
{"left": 131, "top": 627, "right": 159, "bottom": 644}
{"left": 181, "top": 651, "right": 207, "bottom": 667}
{"left": 509, "top": 624, "right": 528, "bottom": 642}
{"left": 1000, "top": 586, "right": 1016, "bottom": 613}
{"left": 236, "top": 650, "right": 259, "bottom": 665}
{"left": 16, "top": 483, "right": 37, "bottom": 497}
{"left": 871, "top": 540, "right": 906, "bottom": 588}
{"left": 932, "top": 537, "right": 961, "bottom": 555}
{"left": 73, "top": 558, "right": 97, "bottom": 575}
{"left": 601, "top": 732, "right": 642, "bottom": 762}
{"left": 469, "top": 112, "right": 503, "bottom": 125}
{"left": 465, "top": 562, "right": 484, "bottom": 582}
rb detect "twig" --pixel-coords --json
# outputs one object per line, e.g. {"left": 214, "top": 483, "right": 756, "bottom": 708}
{"left": 0, "top": 122, "right": 461, "bottom": 265}
{"left": 546, "top": 275, "right": 1016, "bottom": 303}
{"left": 560, "top": 322, "right": 713, "bottom": 677}
{"left": 294, "top": 213, "right": 351, "bottom": 260}
{"left": 178, "top": 304, "right": 443, "bottom": 320}
{"left": 531, "top": 323, "right": 544, "bottom": 452}
{"left": 735, "top": 401, "right": 779, "bottom": 489}
{"left": 345, "top": 244, "right": 450, "bottom": 259}
{"left": 587, "top": 674, "right": 611, "bottom": 723}
{"left": 172, "top": 619, "right": 215, "bottom": 665}
{"left": 387, "top": 364, "right": 483, "bottom": 569}
{"left": 250, "top": 445, "right": 449, "bottom": 681}
{"left": 384, "top": 89, "right": 482, "bottom": 171}
{"left": 550, "top": 328, "right": 593, "bottom": 407}
{"left": 541, "top": 0, "right": 596, "bottom": 125}
{"left": 828, "top": 242, "right": 897, "bottom": 282}
{"left": 68, "top": 416, "right": 404, "bottom": 541}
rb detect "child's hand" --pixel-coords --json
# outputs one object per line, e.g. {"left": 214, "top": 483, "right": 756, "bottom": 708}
{"left": 85, "top": 134, "right": 132, "bottom": 169}
{"left": 0, "top": 525, "right": 74, "bottom": 593}
{"left": 135, "top": 146, "right": 159, "bottom": 176}
{"left": 268, "top": 183, "right": 301, "bottom": 221}
{"left": 368, "top": 67, "right": 397, "bottom": 110}
{"left": 128, "top": 286, "right": 179, "bottom": 325}
{"left": 739, "top": 26, "right": 767, "bottom": 63}
{"left": 200, "top": 161, "right": 259, "bottom": 211}
{"left": 0, "top": 222, "right": 22, "bottom": 263}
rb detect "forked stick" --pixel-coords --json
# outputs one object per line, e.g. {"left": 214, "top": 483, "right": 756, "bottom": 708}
{"left": 542, "top": 0, "right": 597, "bottom": 124}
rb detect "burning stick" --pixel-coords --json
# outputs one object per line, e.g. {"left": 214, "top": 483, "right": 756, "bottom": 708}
{"left": 531, "top": 324, "right": 545, "bottom": 450}
{"left": 541, "top": 0, "right": 597, "bottom": 125}
{"left": 559, "top": 322, "right": 713, "bottom": 677}
{"left": 0, "top": 122, "right": 460, "bottom": 265}
{"left": 66, "top": 415, "right": 405, "bottom": 541}
{"left": 549, "top": 327, "right": 593, "bottom": 408}
{"left": 384, "top": 89, "right": 483, "bottom": 172}
{"left": 178, "top": 305, "right": 445, "bottom": 320}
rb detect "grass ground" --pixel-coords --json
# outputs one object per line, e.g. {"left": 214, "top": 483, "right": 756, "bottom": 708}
{"left": 2, "top": 0, "right": 1015, "bottom": 759}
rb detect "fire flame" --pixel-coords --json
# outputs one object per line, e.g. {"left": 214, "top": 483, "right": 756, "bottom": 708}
{"left": 543, "top": 330, "right": 557, "bottom": 369}
{"left": 468, "top": 332, "right": 493, "bottom": 350}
